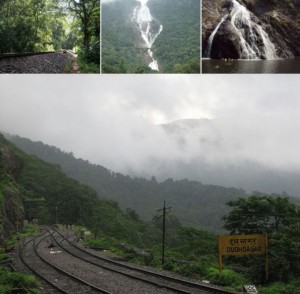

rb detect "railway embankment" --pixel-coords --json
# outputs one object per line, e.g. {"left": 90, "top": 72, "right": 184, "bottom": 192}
{"left": 0, "top": 51, "right": 74, "bottom": 74}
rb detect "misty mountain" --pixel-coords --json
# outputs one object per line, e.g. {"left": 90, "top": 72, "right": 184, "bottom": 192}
{"left": 6, "top": 119, "right": 300, "bottom": 231}
{"left": 0, "top": 133, "right": 166, "bottom": 247}
{"left": 158, "top": 118, "right": 300, "bottom": 197}
{"left": 5, "top": 133, "right": 250, "bottom": 232}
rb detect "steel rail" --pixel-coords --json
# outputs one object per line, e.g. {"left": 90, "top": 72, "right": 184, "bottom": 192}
{"left": 48, "top": 226, "right": 235, "bottom": 294}
{"left": 0, "top": 51, "right": 64, "bottom": 59}
{"left": 19, "top": 234, "right": 66, "bottom": 294}
{"left": 19, "top": 231, "right": 112, "bottom": 294}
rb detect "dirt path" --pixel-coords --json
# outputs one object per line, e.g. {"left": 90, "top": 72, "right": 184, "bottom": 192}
{"left": 66, "top": 50, "right": 80, "bottom": 73}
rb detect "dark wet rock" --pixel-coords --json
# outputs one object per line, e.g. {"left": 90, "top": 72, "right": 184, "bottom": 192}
{"left": 202, "top": 0, "right": 300, "bottom": 59}
{"left": 210, "top": 20, "right": 241, "bottom": 59}
{"left": 0, "top": 144, "right": 24, "bottom": 243}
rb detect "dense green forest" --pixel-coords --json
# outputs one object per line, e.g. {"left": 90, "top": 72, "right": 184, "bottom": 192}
{"left": 102, "top": 0, "right": 200, "bottom": 73}
{"left": 8, "top": 134, "right": 300, "bottom": 232}
{"left": 101, "top": 0, "right": 152, "bottom": 73}
{"left": 149, "top": 0, "right": 200, "bottom": 73}
{"left": 0, "top": 0, "right": 100, "bottom": 71}
{"left": 6, "top": 134, "right": 248, "bottom": 232}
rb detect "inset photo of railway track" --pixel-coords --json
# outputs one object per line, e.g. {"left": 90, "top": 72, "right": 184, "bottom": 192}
{"left": 0, "top": 0, "right": 100, "bottom": 74}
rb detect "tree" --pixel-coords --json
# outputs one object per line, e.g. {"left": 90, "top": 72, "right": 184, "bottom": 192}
{"left": 68, "top": 0, "right": 100, "bottom": 63}
{"left": 223, "top": 194, "right": 300, "bottom": 282}
{"left": 0, "top": 0, "right": 72, "bottom": 53}
{"left": 223, "top": 194, "right": 298, "bottom": 234}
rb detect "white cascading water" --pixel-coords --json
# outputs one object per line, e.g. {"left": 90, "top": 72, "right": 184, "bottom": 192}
{"left": 206, "top": 15, "right": 227, "bottom": 58}
{"left": 206, "top": 0, "right": 277, "bottom": 60}
{"left": 133, "top": 0, "right": 163, "bottom": 71}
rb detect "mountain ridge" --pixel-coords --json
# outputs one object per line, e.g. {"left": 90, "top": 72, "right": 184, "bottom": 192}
{"left": 5, "top": 132, "right": 300, "bottom": 232}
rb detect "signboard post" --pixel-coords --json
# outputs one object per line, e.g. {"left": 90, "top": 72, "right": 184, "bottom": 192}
{"left": 218, "top": 234, "right": 268, "bottom": 281}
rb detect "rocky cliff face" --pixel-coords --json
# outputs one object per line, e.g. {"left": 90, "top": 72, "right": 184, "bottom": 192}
{"left": 202, "top": 0, "right": 300, "bottom": 59}
{"left": 0, "top": 134, "right": 24, "bottom": 244}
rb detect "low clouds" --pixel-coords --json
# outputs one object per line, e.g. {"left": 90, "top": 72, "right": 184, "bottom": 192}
{"left": 0, "top": 74, "right": 300, "bottom": 195}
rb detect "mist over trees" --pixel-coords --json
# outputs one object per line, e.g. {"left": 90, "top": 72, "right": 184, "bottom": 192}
{"left": 7, "top": 134, "right": 300, "bottom": 233}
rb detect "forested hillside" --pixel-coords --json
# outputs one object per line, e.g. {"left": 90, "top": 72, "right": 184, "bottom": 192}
{"left": 149, "top": 0, "right": 200, "bottom": 73}
{"left": 102, "top": 0, "right": 151, "bottom": 73}
{"left": 0, "top": 0, "right": 100, "bottom": 71}
{"left": 102, "top": 0, "right": 200, "bottom": 73}
{"left": 8, "top": 133, "right": 300, "bottom": 232}
{"left": 6, "top": 134, "right": 250, "bottom": 232}
{"left": 0, "top": 133, "right": 155, "bottom": 246}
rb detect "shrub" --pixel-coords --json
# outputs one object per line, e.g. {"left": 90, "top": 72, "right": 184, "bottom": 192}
{"left": 206, "top": 267, "right": 246, "bottom": 289}
{"left": 259, "top": 280, "right": 300, "bottom": 294}
{"left": 0, "top": 268, "right": 40, "bottom": 292}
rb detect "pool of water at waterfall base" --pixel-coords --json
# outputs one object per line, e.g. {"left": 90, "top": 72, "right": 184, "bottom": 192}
{"left": 202, "top": 58, "right": 300, "bottom": 74}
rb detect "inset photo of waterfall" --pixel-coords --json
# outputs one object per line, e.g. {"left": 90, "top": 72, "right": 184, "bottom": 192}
{"left": 202, "top": 0, "right": 300, "bottom": 73}
{"left": 102, "top": 0, "right": 200, "bottom": 73}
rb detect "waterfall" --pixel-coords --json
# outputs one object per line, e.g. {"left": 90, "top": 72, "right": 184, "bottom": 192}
{"left": 133, "top": 0, "right": 163, "bottom": 71}
{"left": 206, "top": 0, "right": 277, "bottom": 60}
{"left": 205, "top": 15, "right": 228, "bottom": 58}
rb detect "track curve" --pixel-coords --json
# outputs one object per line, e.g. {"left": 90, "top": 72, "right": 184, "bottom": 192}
{"left": 46, "top": 226, "right": 236, "bottom": 294}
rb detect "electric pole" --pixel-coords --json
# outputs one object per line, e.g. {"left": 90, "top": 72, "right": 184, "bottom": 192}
{"left": 157, "top": 200, "right": 171, "bottom": 265}
{"left": 55, "top": 206, "right": 58, "bottom": 224}
{"left": 95, "top": 216, "right": 100, "bottom": 239}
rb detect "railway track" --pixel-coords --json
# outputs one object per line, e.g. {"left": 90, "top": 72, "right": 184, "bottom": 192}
{"left": 19, "top": 231, "right": 112, "bottom": 294}
{"left": 0, "top": 51, "right": 58, "bottom": 59}
{"left": 0, "top": 51, "right": 74, "bottom": 73}
{"left": 45, "top": 226, "right": 235, "bottom": 294}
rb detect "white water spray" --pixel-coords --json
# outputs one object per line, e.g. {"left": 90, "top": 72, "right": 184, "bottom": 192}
{"left": 206, "top": 0, "right": 277, "bottom": 60}
{"left": 133, "top": 0, "right": 163, "bottom": 71}
{"left": 206, "top": 15, "right": 227, "bottom": 58}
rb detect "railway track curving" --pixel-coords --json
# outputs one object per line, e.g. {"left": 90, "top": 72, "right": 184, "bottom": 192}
{"left": 19, "top": 231, "right": 112, "bottom": 294}
{"left": 44, "top": 226, "right": 235, "bottom": 294}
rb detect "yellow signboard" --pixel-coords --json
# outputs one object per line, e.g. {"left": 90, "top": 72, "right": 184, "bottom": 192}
{"left": 218, "top": 234, "right": 269, "bottom": 280}
{"left": 219, "top": 234, "right": 266, "bottom": 256}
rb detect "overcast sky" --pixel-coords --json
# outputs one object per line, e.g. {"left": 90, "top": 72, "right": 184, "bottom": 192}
{"left": 1, "top": 74, "right": 300, "bottom": 185}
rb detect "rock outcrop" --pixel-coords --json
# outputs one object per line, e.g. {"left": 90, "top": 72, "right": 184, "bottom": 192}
{"left": 0, "top": 134, "right": 24, "bottom": 244}
{"left": 202, "top": 0, "right": 300, "bottom": 59}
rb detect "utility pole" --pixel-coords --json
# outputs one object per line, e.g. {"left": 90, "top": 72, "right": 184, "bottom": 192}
{"left": 95, "top": 216, "right": 100, "bottom": 239}
{"left": 157, "top": 200, "right": 171, "bottom": 265}
{"left": 55, "top": 206, "right": 58, "bottom": 224}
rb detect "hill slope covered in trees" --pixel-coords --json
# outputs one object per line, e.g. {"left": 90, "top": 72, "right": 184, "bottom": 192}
{"left": 6, "top": 134, "right": 251, "bottom": 232}
{"left": 0, "top": 133, "right": 155, "bottom": 246}
{"left": 102, "top": 0, "right": 200, "bottom": 73}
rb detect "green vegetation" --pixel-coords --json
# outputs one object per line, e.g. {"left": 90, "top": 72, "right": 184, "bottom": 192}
{"left": 0, "top": 0, "right": 99, "bottom": 71}
{"left": 0, "top": 268, "right": 41, "bottom": 294}
{"left": 149, "top": 0, "right": 200, "bottom": 73}
{"left": 102, "top": 0, "right": 153, "bottom": 73}
{"left": 1, "top": 134, "right": 300, "bottom": 291}
{"left": 223, "top": 195, "right": 300, "bottom": 291}
{"left": 68, "top": 0, "right": 100, "bottom": 72}
{"left": 102, "top": 0, "right": 200, "bottom": 73}
{"left": 7, "top": 134, "right": 249, "bottom": 232}
{"left": 259, "top": 280, "right": 300, "bottom": 294}
{"left": 0, "top": 224, "right": 41, "bottom": 293}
